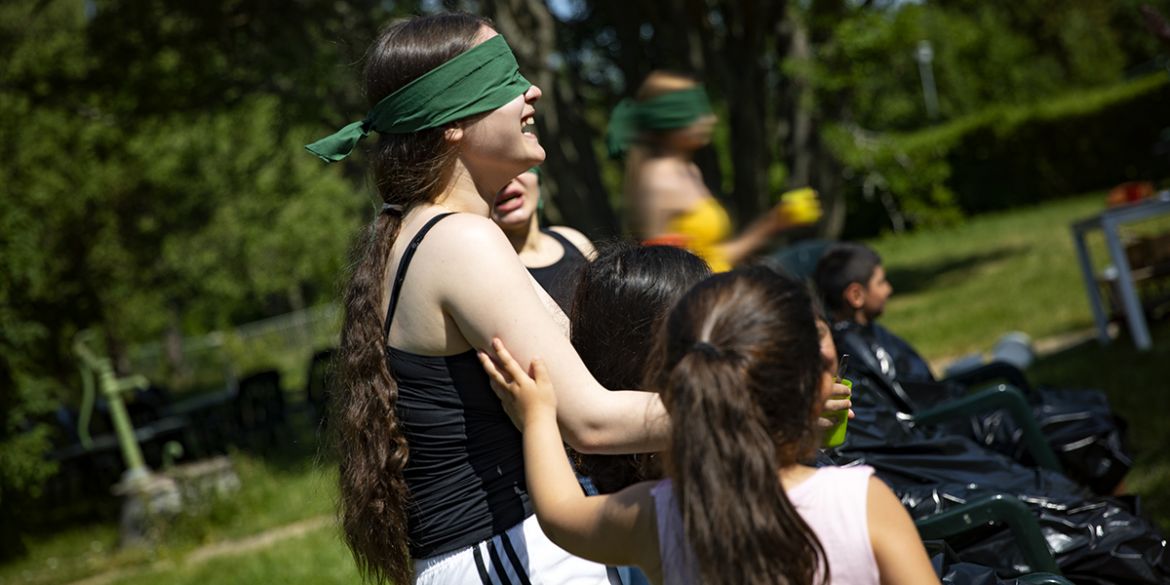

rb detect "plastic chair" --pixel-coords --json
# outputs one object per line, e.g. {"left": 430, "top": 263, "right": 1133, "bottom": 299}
{"left": 916, "top": 493, "right": 1061, "bottom": 576}
{"left": 942, "top": 360, "right": 1035, "bottom": 395}
{"left": 304, "top": 348, "right": 336, "bottom": 427}
{"left": 910, "top": 384, "right": 1062, "bottom": 472}
{"left": 235, "top": 370, "right": 285, "bottom": 447}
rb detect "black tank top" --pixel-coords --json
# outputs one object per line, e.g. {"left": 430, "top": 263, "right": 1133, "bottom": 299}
{"left": 527, "top": 229, "right": 588, "bottom": 314}
{"left": 384, "top": 213, "right": 532, "bottom": 559}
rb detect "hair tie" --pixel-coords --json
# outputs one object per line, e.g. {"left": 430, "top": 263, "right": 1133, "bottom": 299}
{"left": 382, "top": 202, "right": 405, "bottom": 214}
{"left": 691, "top": 340, "right": 721, "bottom": 358}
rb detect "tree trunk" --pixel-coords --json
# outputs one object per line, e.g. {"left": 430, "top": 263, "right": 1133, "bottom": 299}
{"left": 484, "top": 0, "right": 620, "bottom": 237}
{"left": 710, "top": 1, "right": 779, "bottom": 223}
{"left": 805, "top": 0, "right": 852, "bottom": 239}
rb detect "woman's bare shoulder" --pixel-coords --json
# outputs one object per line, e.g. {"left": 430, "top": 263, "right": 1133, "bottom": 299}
{"left": 400, "top": 212, "right": 522, "bottom": 282}
{"left": 418, "top": 212, "right": 512, "bottom": 250}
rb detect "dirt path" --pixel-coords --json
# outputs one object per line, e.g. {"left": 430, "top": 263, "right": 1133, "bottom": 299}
{"left": 63, "top": 515, "right": 332, "bottom": 585}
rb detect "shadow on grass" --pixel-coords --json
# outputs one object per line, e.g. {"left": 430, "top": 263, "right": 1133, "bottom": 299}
{"left": 1028, "top": 320, "right": 1170, "bottom": 531}
{"left": 885, "top": 245, "right": 1029, "bottom": 296}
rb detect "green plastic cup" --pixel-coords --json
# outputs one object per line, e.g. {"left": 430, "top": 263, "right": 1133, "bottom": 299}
{"left": 823, "top": 378, "right": 852, "bottom": 448}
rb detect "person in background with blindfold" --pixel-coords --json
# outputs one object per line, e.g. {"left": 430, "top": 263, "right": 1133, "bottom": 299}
{"left": 490, "top": 166, "right": 595, "bottom": 315}
{"left": 608, "top": 71, "right": 822, "bottom": 272}
{"left": 307, "top": 14, "right": 670, "bottom": 585}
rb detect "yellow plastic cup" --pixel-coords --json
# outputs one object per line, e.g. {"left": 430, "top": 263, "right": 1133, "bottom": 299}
{"left": 778, "top": 188, "right": 823, "bottom": 225}
{"left": 823, "top": 378, "right": 852, "bottom": 448}
{"left": 784, "top": 189, "right": 822, "bottom": 223}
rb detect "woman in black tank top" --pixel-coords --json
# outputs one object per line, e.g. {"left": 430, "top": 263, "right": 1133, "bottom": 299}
{"left": 491, "top": 168, "right": 594, "bottom": 314}
{"left": 310, "top": 14, "right": 671, "bottom": 585}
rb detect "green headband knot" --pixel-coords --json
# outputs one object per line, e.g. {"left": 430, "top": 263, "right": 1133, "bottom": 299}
{"left": 306, "top": 35, "right": 532, "bottom": 162}
{"left": 605, "top": 86, "right": 713, "bottom": 159}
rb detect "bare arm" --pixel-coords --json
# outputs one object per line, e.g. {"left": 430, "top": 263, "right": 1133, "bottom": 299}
{"left": 720, "top": 190, "right": 823, "bottom": 266}
{"left": 719, "top": 212, "right": 787, "bottom": 266}
{"left": 868, "top": 477, "right": 939, "bottom": 585}
{"left": 478, "top": 344, "right": 661, "bottom": 572}
{"left": 432, "top": 214, "right": 667, "bottom": 454}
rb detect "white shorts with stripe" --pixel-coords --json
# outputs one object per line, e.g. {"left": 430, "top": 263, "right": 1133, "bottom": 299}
{"left": 413, "top": 513, "right": 617, "bottom": 585}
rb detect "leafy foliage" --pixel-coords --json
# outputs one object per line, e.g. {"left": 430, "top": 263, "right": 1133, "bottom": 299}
{"left": 0, "top": 0, "right": 383, "bottom": 552}
{"left": 829, "top": 74, "right": 1170, "bottom": 234}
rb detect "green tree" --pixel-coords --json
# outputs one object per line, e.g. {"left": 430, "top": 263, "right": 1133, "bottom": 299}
{"left": 0, "top": 0, "right": 392, "bottom": 553}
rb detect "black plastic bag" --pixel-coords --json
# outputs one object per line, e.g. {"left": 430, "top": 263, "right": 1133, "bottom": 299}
{"left": 834, "top": 320, "right": 1132, "bottom": 494}
{"left": 826, "top": 371, "right": 1170, "bottom": 584}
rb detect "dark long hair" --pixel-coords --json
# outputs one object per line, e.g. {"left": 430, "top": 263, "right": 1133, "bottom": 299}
{"left": 569, "top": 241, "right": 711, "bottom": 493}
{"left": 648, "top": 267, "right": 829, "bottom": 585}
{"left": 332, "top": 13, "right": 489, "bottom": 585}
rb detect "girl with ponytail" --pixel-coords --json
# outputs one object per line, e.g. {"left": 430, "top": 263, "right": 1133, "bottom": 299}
{"left": 482, "top": 267, "right": 938, "bottom": 585}
{"left": 313, "top": 13, "right": 670, "bottom": 585}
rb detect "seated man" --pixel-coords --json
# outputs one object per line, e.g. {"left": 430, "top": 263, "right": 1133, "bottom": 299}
{"left": 814, "top": 242, "right": 1131, "bottom": 495}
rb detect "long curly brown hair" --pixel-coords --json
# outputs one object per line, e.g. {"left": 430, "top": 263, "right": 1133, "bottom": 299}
{"left": 648, "top": 266, "right": 829, "bottom": 585}
{"left": 331, "top": 13, "right": 489, "bottom": 585}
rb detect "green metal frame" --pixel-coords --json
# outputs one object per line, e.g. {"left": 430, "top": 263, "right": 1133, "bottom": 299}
{"left": 916, "top": 493, "right": 1060, "bottom": 575}
{"left": 911, "top": 384, "right": 1062, "bottom": 472}
{"left": 74, "top": 330, "right": 152, "bottom": 481}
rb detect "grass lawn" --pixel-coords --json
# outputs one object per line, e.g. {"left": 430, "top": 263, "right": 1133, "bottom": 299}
{"left": 109, "top": 523, "right": 358, "bottom": 585}
{"left": 7, "top": 191, "right": 1170, "bottom": 583}
{"left": 0, "top": 444, "right": 337, "bottom": 585}
{"left": 872, "top": 193, "right": 1110, "bottom": 360}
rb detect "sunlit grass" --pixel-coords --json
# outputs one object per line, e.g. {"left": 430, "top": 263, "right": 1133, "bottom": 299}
{"left": 109, "top": 524, "right": 357, "bottom": 585}
{"left": 0, "top": 444, "right": 337, "bottom": 585}
{"left": 873, "top": 193, "right": 1109, "bottom": 360}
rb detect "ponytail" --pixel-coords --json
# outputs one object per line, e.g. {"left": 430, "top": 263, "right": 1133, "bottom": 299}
{"left": 334, "top": 210, "right": 412, "bottom": 585}
{"left": 651, "top": 267, "right": 830, "bottom": 585}
{"left": 664, "top": 348, "right": 827, "bottom": 585}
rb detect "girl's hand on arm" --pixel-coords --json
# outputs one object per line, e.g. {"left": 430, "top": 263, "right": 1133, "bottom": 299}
{"left": 478, "top": 338, "right": 557, "bottom": 430}
{"left": 868, "top": 477, "right": 940, "bottom": 585}
{"left": 479, "top": 338, "right": 660, "bottom": 571}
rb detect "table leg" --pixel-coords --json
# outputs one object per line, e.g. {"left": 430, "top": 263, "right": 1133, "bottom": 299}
{"left": 1102, "top": 218, "right": 1152, "bottom": 351}
{"left": 1071, "top": 227, "right": 1111, "bottom": 345}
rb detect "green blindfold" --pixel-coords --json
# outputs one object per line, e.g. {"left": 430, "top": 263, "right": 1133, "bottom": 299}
{"left": 605, "top": 86, "right": 713, "bottom": 159}
{"left": 305, "top": 35, "right": 531, "bottom": 162}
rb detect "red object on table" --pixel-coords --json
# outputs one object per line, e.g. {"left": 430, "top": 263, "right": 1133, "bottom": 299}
{"left": 1107, "top": 181, "right": 1155, "bottom": 207}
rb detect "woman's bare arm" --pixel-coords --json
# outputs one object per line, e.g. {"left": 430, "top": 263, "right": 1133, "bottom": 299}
{"left": 426, "top": 214, "right": 668, "bottom": 454}
{"left": 719, "top": 212, "right": 785, "bottom": 266}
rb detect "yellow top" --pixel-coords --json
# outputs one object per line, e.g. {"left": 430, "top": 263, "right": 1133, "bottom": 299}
{"left": 665, "top": 197, "right": 732, "bottom": 272}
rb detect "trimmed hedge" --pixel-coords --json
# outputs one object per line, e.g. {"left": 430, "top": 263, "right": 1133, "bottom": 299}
{"left": 830, "top": 73, "right": 1170, "bottom": 235}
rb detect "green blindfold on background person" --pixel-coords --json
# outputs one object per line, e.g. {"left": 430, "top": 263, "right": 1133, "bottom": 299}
{"left": 305, "top": 35, "right": 531, "bottom": 162}
{"left": 605, "top": 86, "right": 713, "bottom": 159}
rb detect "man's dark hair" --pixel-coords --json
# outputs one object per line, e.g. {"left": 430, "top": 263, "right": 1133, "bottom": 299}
{"left": 813, "top": 242, "right": 883, "bottom": 314}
